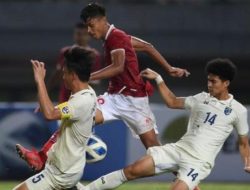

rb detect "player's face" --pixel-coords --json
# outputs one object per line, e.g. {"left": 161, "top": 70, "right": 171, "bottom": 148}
{"left": 62, "top": 66, "right": 73, "bottom": 90}
{"left": 207, "top": 74, "right": 229, "bottom": 98}
{"left": 86, "top": 17, "right": 106, "bottom": 39}
{"left": 73, "top": 28, "right": 90, "bottom": 46}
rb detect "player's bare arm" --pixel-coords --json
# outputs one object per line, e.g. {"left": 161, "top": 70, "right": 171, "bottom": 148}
{"left": 238, "top": 135, "right": 250, "bottom": 173}
{"left": 131, "top": 36, "right": 190, "bottom": 78}
{"left": 31, "top": 60, "right": 61, "bottom": 120}
{"left": 90, "top": 49, "right": 125, "bottom": 81}
{"left": 140, "top": 68, "right": 185, "bottom": 109}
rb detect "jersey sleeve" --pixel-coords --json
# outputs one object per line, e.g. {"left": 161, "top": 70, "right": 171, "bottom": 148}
{"left": 234, "top": 108, "right": 249, "bottom": 136}
{"left": 108, "top": 32, "right": 129, "bottom": 51}
{"left": 184, "top": 92, "right": 206, "bottom": 110}
{"left": 56, "top": 102, "right": 74, "bottom": 120}
{"left": 56, "top": 99, "right": 82, "bottom": 121}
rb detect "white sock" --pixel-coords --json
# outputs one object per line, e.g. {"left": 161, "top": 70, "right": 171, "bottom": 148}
{"left": 85, "top": 169, "right": 127, "bottom": 190}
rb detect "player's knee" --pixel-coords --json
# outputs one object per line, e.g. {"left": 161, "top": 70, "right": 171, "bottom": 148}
{"left": 140, "top": 130, "right": 161, "bottom": 149}
{"left": 171, "top": 179, "right": 189, "bottom": 190}
{"left": 95, "top": 109, "right": 104, "bottom": 124}
{"left": 124, "top": 164, "right": 142, "bottom": 180}
{"left": 13, "top": 182, "right": 28, "bottom": 190}
{"left": 144, "top": 138, "right": 161, "bottom": 149}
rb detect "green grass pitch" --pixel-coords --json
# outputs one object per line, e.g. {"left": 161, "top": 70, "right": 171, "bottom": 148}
{"left": 1, "top": 181, "right": 249, "bottom": 190}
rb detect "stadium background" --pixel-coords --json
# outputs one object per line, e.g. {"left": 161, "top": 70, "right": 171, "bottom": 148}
{"left": 0, "top": 0, "right": 249, "bottom": 189}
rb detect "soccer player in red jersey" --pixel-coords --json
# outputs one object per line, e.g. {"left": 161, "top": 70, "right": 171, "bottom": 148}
{"left": 49, "top": 22, "right": 101, "bottom": 103}
{"left": 16, "top": 3, "right": 191, "bottom": 180}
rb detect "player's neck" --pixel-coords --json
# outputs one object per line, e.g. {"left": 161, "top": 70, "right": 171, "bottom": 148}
{"left": 71, "top": 82, "right": 89, "bottom": 94}
{"left": 214, "top": 91, "right": 230, "bottom": 101}
{"left": 102, "top": 23, "right": 111, "bottom": 40}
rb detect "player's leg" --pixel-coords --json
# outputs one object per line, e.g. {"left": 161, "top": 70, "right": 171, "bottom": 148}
{"left": 13, "top": 169, "right": 53, "bottom": 190}
{"left": 94, "top": 93, "right": 120, "bottom": 125}
{"left": 176, "top": 150, "right": 212, "bottom": 190}
{"left": 12, "top": 182, "right": 29, "bottom": 190}
{"left": 139, "top": 128, "right": 161, "bottom": 149}
{"left": 84, "top": 155, "right": 155, "bottom": 190}
{"left": 118, "top": 95, "right": 160, "bottom": 149}
{"left": 95, "top": 109, "right": 104, "bottom": 124}
{"left": 170, "top": 179, "right": 189, "bottom": 190}
{"left": 123, "top": 155, "right": 155, "bottom": 180}
{"left": 16, "top": 130, "right": 59, "bottom": 171}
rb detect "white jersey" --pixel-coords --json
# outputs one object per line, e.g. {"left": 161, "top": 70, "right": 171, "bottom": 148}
{"left": 176, "top": 92, "right": 249, "bottom": 166}
{"left": 47, "top": 88, "right": 97, "bottom": 174}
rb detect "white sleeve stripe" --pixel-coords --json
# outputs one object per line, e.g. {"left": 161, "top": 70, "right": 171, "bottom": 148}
{"left": 110, "top": 48, "right": 125, "bottom": 54}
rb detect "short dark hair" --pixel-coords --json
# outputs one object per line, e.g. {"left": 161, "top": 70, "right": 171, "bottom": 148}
{"left": 64, "top": 47, "right": 94, "bottom": 82}
{"left": 80, "top": 3, "right": 106, "bottom": 23}
{"left": 205, "top": 58, "right": 237, "bottom": 82}
{"left": 75, "top": 22, "right": 87, "bottom": 29}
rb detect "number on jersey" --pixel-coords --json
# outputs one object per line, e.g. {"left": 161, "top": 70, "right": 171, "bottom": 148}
{"left": 204, "top": 112, "right": 217, "bottom": 125}
{"left": 187, "top": 168, "right": 199, "bottom": 181}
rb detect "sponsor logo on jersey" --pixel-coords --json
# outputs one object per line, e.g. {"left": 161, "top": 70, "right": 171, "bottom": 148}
{"left": 97, "top": 97, "right": 105, "bottom": 105}
{"left": 224, "top": 107, "right": 232, "bottom": 115}
{"left": 62, "top": 106, "right": 69, "bottom": 114}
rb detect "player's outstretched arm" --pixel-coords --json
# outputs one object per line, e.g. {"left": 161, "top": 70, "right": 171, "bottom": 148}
{"left": 31, "top": 60, "right": 61, "bottom": 120}
{"left": 140, "top": 68, "right": 185, "bottom": 109}
{"left": 90, "top": 49, "right": 125, "bottom": 81}
{"left": 238, "top": 135, "right": 250, "bottom": 173}
{"left": 131, "top": 36, "right": 190, "bottom": 78}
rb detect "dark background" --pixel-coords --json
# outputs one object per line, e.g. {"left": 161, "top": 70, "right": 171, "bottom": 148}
{"left": 0, "top": 0, "right": 249, "bottom": 104}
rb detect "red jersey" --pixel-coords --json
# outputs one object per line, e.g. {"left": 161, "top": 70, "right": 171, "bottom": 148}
{"left": 104, "top": 25, "right": 153, "bottom": 97}
{"left": 56, "top": 45, "right": 101, "bottom": 103}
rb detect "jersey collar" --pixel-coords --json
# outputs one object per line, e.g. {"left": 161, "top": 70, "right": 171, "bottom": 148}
{"left": 209, "top": 93, "right": 234, "bottom": 104}
{"left": 70, "top": 87, "right": 93, "bottom": 99}
{"left": 105, "top": 24, "right": 115, "bottom": 40}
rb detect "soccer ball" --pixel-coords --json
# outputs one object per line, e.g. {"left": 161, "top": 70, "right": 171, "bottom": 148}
{"left": 86, "top": 134, "right": 107, "bottom": 163}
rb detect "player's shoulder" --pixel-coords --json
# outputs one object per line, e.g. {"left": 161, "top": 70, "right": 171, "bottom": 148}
{"left": 109, "top": 27, "right": 129, "bottom": 40}
{"left": 193, "top": 91, "right": 209, "bottom": 100}
{"left": 231, "top": 98, "right": 247, "bottom": 113}
{"left": 70, "top": 88, "right": 96, "bottom": 105}
{"left": 59, "top": 46, "right": 72, "bottom": 54}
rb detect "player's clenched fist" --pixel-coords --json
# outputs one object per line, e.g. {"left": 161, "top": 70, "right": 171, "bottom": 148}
{"left": 31, "top": 59, "right": 46, "bottom": 83}
{"left": 140, "top": 68, "right": 159, "bottom": 80}
{"left": 140, "top": 68, "right": 164, "bottom": 85}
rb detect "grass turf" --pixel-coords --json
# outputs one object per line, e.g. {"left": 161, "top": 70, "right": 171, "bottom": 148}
{"left": 1, "top": 181, "right": 250, "bottom": 190}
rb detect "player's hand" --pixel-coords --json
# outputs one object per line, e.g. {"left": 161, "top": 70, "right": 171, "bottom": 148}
{"left": 31, "top": 59, "right": 46, "bottom": 83}
{"left": 140, "top": 68, "right": 159, "bottom": 80}
{"left": 168, "top": 67, "right": 190, "bottom": 78}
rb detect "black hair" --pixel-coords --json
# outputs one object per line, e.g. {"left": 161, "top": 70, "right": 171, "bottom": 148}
{"left": 205, "top": 58, "right": 237, "bottom": 82}
{"left": 75, "top": 22, "right": 87, "bottom": 29}
{"left": 80, "top": 2, "right": 106, "bottom": 22}
{"left": 64, "top": 47, "right": 94, "bottom": 82}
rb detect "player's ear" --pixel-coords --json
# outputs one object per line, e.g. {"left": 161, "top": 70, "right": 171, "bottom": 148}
{"left": 72, "top": 71, "right": 78, "bottom": 81}
{"left": 225, "top": 80, "right": 230, "bottom": 88}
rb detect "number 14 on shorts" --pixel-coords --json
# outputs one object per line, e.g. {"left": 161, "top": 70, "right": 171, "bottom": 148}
{"left": 187, "top": 168, "right": 199, "bottom": 181}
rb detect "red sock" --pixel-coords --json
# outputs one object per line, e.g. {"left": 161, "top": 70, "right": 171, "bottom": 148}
{"left": 38, "top": 130, "right": 59, "bottom": 164}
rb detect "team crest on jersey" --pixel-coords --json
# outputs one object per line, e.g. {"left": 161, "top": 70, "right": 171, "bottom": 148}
{"left": 62, "top": 106, "right": 69, "bottom": 114}
{"left": 224, "top": 107, "right": 232, "bottom": 115}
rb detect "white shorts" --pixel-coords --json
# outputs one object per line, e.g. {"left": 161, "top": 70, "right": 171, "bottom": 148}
{"left": 147, "top": 144, "right": 212, "bottom": 190}
{"left": 97, "top": 93, "right": 158, "bottom": 138}
{"left": 25, "top": 164, "right": 82, "bottom": 190}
